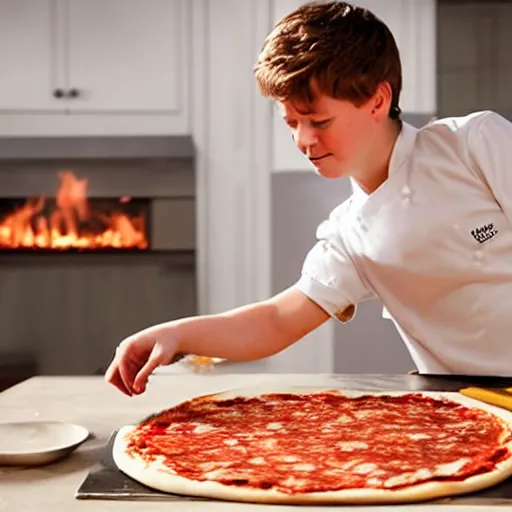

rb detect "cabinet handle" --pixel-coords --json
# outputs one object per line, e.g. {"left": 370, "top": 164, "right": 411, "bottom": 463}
{"left": 67, "top": 88, "right": 80, "bottom": 99}
{"left": 53, "top": 88, "right": 65, "bottom": 98}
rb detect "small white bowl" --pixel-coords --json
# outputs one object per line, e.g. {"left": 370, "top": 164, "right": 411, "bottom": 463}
{"left": 0, "top": 420, "right": 89, "bottom": 466}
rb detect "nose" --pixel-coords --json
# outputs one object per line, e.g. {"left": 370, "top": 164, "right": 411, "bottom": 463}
{"left": 292, "top": 124, "right": 318, "bottom": 154}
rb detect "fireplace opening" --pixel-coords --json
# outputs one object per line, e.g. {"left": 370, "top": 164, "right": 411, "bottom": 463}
{"left": 0, "top": 171, "right": 149, "bottom": 252}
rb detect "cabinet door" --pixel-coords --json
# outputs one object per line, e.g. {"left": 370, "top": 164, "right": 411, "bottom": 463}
{"left": 0, "top": 0, "right": 64, "bottom": 112}
{"left": 66, "top": 0, "right": 184, "bottom": 113}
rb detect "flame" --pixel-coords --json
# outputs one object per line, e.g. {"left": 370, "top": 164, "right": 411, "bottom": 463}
{"left": 0, "top": 171, "right": 148, "bottom": 250}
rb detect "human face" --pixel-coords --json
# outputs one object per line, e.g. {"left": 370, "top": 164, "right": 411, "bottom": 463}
{"left": 277, "top": 93, "right": 381, "bottom": 179}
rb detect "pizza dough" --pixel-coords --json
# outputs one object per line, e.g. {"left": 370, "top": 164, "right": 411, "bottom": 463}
{"left": 112, "top": 385, "right": 512, "bottom": 505}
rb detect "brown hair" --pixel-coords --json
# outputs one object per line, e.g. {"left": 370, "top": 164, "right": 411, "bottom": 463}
{"left": 253, "top": 1, "right": 402, "bottom": 118}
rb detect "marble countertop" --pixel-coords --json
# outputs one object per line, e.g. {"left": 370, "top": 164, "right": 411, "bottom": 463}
{"left": 1, "top": 372, "right": 512, "bottom": 512}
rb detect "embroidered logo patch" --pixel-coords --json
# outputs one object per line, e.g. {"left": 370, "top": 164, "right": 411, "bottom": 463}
{"left": 471, "top": 223, "right": 498, "bottom": 244}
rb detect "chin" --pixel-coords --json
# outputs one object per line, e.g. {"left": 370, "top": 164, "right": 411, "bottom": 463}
{"left": 313, "top": 166, "right": 345, "bottom": 179}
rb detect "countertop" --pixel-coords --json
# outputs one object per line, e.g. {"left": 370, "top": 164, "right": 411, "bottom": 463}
{"left": 2, "top": 372, "right": 512, "bottom": 512}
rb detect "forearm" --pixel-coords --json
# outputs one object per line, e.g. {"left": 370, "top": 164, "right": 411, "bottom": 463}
{"left": 106, "top": 288, "right": 330, "bottom": 396}
{"left": 176, "top": 301, "right": 288, "bottom": 361}
{"left": 144, "top": 288, "right": 329, "bottom": 362}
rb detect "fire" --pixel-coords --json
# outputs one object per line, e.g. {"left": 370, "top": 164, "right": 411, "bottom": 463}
{"left": 0, "top": 171, "right": 148, "bottom": 250}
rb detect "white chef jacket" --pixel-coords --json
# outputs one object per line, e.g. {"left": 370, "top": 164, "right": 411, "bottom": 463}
{"left": 295, "top": 110, "right": 512, "bottom": 376}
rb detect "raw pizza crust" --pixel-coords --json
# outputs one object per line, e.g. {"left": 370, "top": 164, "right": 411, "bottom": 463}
{"left": 112, "top": 385, "right": 512, "bottom": 505}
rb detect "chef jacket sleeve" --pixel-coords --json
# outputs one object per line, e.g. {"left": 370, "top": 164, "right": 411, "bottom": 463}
{"left": 294, "top": 203, "right": 375, "bottom": 323}
{"left": 466, "top": 111, "right": 512, "bottom": 225}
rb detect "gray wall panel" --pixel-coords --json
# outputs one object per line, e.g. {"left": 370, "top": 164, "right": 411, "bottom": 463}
{"left": 0, "top": 253, "right": 196, "bottom": 375}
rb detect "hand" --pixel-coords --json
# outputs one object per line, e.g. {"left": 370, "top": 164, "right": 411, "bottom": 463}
{"left": 104, "top": 329, "right": 179, "bottom": 396}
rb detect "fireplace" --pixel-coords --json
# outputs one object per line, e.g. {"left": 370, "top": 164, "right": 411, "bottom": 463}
{"left": 0, "top": 135, "right": 196, "bottom": 377}
{"left": 0, "top": 171, "right": 150, "bottom": 252}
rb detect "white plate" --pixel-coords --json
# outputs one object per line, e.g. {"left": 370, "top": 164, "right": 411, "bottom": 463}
{"left": 0, "top": 420, "right": 89, "bottom": 466}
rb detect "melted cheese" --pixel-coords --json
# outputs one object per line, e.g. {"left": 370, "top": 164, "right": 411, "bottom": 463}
{"left": 337, "top": 441, "right": 369, "bottom": 452}
{"left": 262, "top": 438, "right": 277, "bottom": 449}
{"left": 335, "top": 414, "right": 354, "bottom": 424}
{"left": 408, "top": 433, "right": 431, "bottom": 440}
{"left": 193, "top": 424, "right": 216, "bottom": 434}
{"left": 293, "top": 463, "right": 316, "bottom": 472}
{"left": 352, "top": 462, "right": 378, "bottom": 475}
{"left": 282, "top": 455, "right": 300, "bottom": 463}
{"left": 384, "top": 468, "right": 433, "bottom": 488}
{"left": 248, "top": 456, "right": 266, "bottom": 466}
{"left": 434, "top": 458, "right": 469, "bottom": 477}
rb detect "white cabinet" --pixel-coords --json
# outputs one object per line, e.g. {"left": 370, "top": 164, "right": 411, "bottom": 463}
{"left": 0, "top": 0, "right": 190, "bottom": 135}
{"left": 0, "top": 0, "right": 59, "bottom": 112}
{"left": 66, "top": 0, "right": 181, "bottom": 114}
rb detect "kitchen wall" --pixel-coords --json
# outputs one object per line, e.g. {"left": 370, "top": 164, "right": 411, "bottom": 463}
{"left": 437, "top": 0, "right": 512, "bottom": 121}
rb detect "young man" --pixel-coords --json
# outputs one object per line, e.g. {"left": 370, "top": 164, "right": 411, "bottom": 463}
{"left": 106, "top": 1, "right": 512, "bottom": 397}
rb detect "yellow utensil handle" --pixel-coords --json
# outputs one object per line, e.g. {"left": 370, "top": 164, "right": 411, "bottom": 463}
{"left": 460, "top": 387, "right": 512, "bottom": 411}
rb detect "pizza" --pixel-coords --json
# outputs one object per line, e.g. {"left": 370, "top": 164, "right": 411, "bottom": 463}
{"left": 112, "top": 385, "right": 512, "bottom": 505}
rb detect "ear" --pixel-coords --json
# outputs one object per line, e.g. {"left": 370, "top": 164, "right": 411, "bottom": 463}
{"left": 370, "top": 82, "right": 393, "bottom": 120}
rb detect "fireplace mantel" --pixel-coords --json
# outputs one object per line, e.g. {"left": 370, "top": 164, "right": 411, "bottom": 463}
{"left": 0, "top": 135, "right": 194, "bottom": 161}
{"left": 0, "top": 160, "right": 194, "bottom": 199}
{"left": 0, "top": 134, "right": 195, "bottom": 199}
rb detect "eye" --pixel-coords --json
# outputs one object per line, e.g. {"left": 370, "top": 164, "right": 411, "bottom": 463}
{"left": 284, "top": 118, "right": 298, "bottom": 129}
{"left": 310, "top": 119, "right": 331, "bottom": 129}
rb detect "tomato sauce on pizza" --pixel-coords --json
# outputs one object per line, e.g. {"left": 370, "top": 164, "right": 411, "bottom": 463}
{"left": 123, "top": 391, "right": 512, "bottom": 494}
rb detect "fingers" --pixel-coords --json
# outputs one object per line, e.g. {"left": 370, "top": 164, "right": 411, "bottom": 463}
{"left": 105, "top": 344, "right": 136, "bottom": 396}
{"left": 105, "top": 333, "right": 177, "bottom": 396}
{"left": 105, "top": 367, "right": 133, "bottom": 397}
{"left": 104, "top": 354, "right": 133, "bottom": 396}
{"left": 118, "top": 354, "right": 142, "bottom": 397}
{"left": 133, "top": 343, "right": 166, "bottom": 394}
